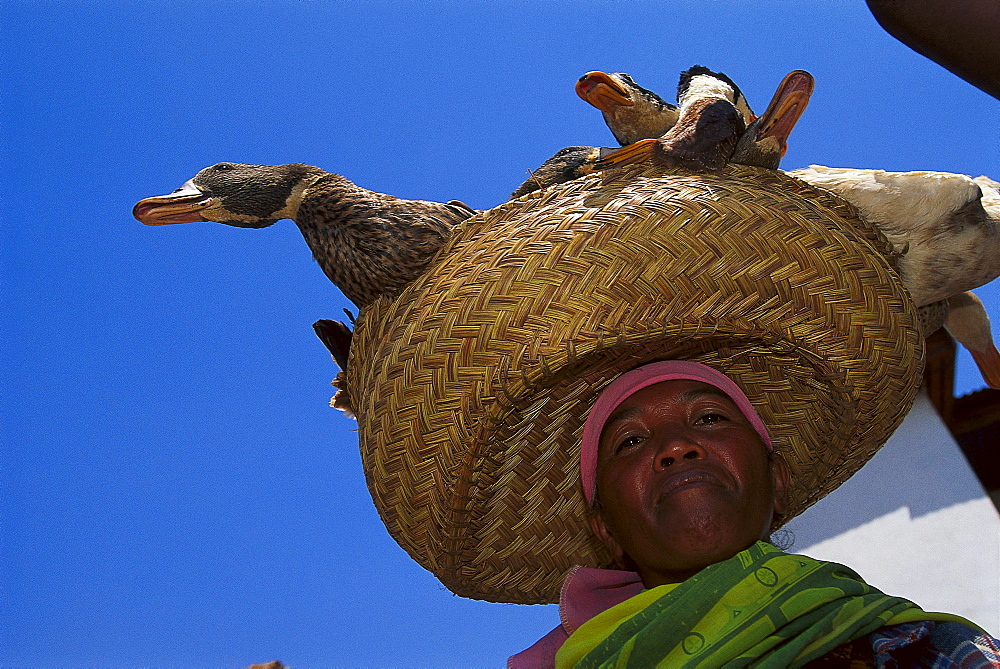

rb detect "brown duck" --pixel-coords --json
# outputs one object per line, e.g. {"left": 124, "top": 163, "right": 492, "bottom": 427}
{"left": 595, "top": 68, "right": 812, "bottom": 172}
{"left": 593, "top": 67, "right": 749, "bottom": 172}
{"left": 509, "top": 146, "right": 616, "bottom": 199}
{"left": 575, "top": 71, "right": 680, "bottom": 146}
{"left": 133, "top": 162, "right": 478, "bottom": 308}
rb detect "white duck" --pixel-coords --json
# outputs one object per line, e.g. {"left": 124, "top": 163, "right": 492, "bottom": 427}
{"left": 789, "top": 166, "right": 1000, "bottom": 388}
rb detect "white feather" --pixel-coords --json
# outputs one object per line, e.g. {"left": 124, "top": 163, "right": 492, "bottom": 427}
{"left": 678, "top": 75, "right": 735, "bottom": 109}
{"left": 788, "top": 165, "right": 1000, "bottom": 307}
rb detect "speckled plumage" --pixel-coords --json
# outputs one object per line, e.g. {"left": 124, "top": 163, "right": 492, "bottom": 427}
{"left": 509, "top": 146, "right": 612, "bottom": 199}
{"left": 133, "top": 163, "right": 477, "bottom": 308}
{"left": 294, "top": 171, "right": 475, "bottom": 306}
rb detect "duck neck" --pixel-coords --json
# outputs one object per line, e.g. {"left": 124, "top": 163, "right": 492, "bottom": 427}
{"left": 294, "top": 172, "right": 377, "bottom": 229}
{"left": 281, "top": 170, "right": 335, "bottom": 221}
{"left": 292, "top": 172, "right": 389, "bottom": 307}
{"left": 678, "top": 76, "right": 734, "bottom": 110}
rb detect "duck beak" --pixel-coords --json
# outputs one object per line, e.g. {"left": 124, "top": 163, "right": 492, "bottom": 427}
{"left": 751, "top": 70, "right": 814, "bottom": 157}
{"left": 970, "top": 344, "right": 1000, "bottom": 389}
{"left": 576, "top": 71, "right": 634, "bottom": 112}
{"left": 132, "top": 180, "right": 215, "bottom": 225}
{"left": 594, "top": 138, "right": 658, "bottom": 169}
{"left": 944, "top": 291, "right": 1000, "bottom": 389}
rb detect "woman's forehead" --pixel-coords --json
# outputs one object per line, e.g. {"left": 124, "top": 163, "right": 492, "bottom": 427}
{"left": 600, "top": 381, "right": 739, "bottom": 436}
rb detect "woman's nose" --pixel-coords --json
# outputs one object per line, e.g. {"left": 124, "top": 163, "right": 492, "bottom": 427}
{"left": 652, "top": 432, "right": 706, "bottom": 469}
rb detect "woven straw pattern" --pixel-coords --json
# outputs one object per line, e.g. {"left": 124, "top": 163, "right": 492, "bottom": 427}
{"left": 349, "top": 164, "right": 924, "bottom": 604}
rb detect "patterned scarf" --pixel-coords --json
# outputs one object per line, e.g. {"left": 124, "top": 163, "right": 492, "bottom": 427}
{"left": 556, "top": 542, "right": 972, "bottom": 668}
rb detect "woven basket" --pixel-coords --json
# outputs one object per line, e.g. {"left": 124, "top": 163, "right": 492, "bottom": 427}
{"left": 348, "top": 163, "right": 924, "bottom": 604}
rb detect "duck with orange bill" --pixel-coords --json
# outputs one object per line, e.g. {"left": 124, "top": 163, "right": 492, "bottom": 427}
{"left": 511, "top": 66, "right": 798, "bottom": 196}
{"left": 731, "top": 69, "right": 814, "bottom": 168}
{"left": 787, "top": 166, "right": 1000, "bottom": 388}
{"left": 133, "top": 162, "right": 477, "bottom": 309}
{"left": 594, "top": 67, "right": 813, "bottom": 172}
{"left": 575, "top": 71, "right": 680, "bottom": 146}
{"left": 576, "top": 67, "right": 1000, "bottom": 388}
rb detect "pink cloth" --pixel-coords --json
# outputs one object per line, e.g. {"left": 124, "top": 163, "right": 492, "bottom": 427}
{"left": 580, "top": 361, "right": 772, "bottom": 505}
{"left": 507, "top": 566, "right": 646, "bottom": 668}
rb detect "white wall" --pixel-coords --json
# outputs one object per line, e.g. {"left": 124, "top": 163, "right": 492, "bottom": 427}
{"left": 782, "top": 391, "right": 1000, "bottom": 634}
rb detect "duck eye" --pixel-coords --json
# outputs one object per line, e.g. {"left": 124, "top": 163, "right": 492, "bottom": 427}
{"left": 214, "top": 164, "right": 234, "bottom": 171}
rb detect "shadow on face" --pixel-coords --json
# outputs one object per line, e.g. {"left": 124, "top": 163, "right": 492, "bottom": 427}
{"left": 588, "top": 380, "right": 789, "bottom": 588}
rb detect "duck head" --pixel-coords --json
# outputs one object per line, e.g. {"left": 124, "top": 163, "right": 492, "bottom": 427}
{"left": 575, "top": 71, "right": 636, "bottom": 111}
{"left": 677, "top": 65, "right": 756, "bottom": 125}
{"left": 593, "top": 65, "right": 753, "bottom": 172}
{"left": 576, "top": 71, "right": 680, "bottom": 145}
{"left": 943, "top": 291, "right": 1000, "bottom": 389}
{"left": 133, "top": 162, "right": 324, "bottom": 228}
{"left": 733, "top": 70, "right": 814, "bottom": 169}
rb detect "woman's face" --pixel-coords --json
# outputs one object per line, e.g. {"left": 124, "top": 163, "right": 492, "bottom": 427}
{"left": 590, "top": 379, "right": 788, "bottom": 588}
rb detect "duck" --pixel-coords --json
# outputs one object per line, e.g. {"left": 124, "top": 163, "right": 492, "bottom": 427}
{"left": 731, "top": 70, "right": 814, "bottom": 169}
{"left": 313, "top": 317, "right": 352, "bottom": 371}
{"left": 313, "top": 318, "right": 356, "bottom": 416}
{"left": 590, "top": 68, "right": 813, "bottom": 172}
{"left": 576, "top": 66, "right": 756, "bottom": 145}
{"left": 787, "top": 167, "right": 1000, "bottom": 307}
{"left": 575, "top": 71, "right": 680, "bottom": 146}
{"left": 576, "top": 70, "right": 999, "bottom": 386}
{"left": 509, "top": 146, "right": 617, "bottom": 199}
{"left": 594, "top": 67, "right": 748, "bottom": 172}
{"left": 788, "top": 166, "right": 1000, "bottom": 389}
{"left": 133, "top": 163, "right": 478, "bottom": 308}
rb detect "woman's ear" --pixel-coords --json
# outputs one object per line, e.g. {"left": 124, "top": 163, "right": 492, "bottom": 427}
{"left": 770, "top": 451, "right": 791, "bottom": 519}
{"left": 588, "top": 508, "right": 626, "bottom": 566}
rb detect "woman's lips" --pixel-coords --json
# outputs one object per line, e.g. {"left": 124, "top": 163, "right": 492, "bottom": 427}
{"left": 658, "top": 468, "right": 725, "bottom": 498}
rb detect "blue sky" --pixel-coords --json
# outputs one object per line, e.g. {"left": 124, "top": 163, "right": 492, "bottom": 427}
{"left": 3, "top": 1, "right": 998, "bottom": 666}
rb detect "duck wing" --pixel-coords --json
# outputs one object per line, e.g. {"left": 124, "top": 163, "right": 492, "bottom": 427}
{"left": 313, "top": 319, "right": 356, "bottom": 417}
{"left": 313, "top": 319, "right": 353, "bottom": 371}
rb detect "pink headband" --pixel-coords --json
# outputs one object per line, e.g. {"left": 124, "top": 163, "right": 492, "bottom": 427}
{"left": 580, "top": 360, "right": 772, "bottom": 505}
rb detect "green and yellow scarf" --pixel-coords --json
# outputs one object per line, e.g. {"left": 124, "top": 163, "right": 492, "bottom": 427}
{"left": 556, "top": 542, "right": 974, "bottom": 668}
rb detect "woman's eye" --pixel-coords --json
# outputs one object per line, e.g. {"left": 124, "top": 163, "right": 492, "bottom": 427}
{"left": 615, "top": 435, "right": 644, "bottom": 452}
{"left": 695, "top": 412, "right": 728, "bottom": 425}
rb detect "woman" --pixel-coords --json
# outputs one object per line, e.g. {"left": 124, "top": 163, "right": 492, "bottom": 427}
{"left": 511, "top": 361, "right": 1000, "bottom": 667}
